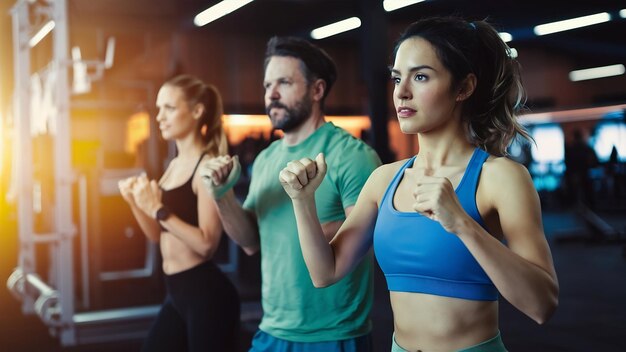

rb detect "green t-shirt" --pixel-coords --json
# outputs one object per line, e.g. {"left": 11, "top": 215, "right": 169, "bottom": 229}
{"left": 243, "top": 122, "right": 381, "bottom": 342}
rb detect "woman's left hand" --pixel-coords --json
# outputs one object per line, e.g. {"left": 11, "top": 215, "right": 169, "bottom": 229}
{"left": 131, "top": 175, "right": 163, "bottom": 218}
{"left": 407, "top": 170, "right": 469, "bottom": 234}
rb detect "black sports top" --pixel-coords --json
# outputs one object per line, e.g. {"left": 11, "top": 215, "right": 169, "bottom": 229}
{"left": 159, "top": 153, "right": 205, "bottom": 231}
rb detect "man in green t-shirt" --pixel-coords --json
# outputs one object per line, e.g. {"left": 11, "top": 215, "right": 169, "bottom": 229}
{"left": 200, "top": 36, "right": 381, "bottom": 352}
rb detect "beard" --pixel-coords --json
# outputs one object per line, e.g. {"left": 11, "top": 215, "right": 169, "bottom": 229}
{"left": 265, "top": 94, "right": 312, "bottom": 133}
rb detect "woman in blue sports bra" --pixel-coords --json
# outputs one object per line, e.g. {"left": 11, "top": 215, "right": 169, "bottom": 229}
{"left": 118, "top": 75, "right": 240, "bottom": 351}
{"left": 279, "top": 17, "right": 559, "bottom": 352}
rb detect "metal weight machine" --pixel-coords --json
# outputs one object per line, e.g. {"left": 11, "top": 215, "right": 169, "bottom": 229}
{"left": 6, "top": 0, "right": 240, "bottom": 346}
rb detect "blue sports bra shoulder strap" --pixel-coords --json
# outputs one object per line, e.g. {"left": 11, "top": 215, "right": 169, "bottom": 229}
{"left": 379, "top": 156, "right": 416, "bottom": 208}
{"left": 458, "top": 148, "right": 489, "bottom": 194}
{"left": 379, "top": 149, "right": 489, "bottom": 209}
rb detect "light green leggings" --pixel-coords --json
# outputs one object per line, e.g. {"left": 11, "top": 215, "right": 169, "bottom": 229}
{"left": 391, "top": 331, "right": 507, "bottom": 352}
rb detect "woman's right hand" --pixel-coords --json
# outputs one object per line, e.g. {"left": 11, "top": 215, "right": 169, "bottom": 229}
{"left": 279, "top": 153, "right": 326, "bottom": 200}
{"left": 118, "top": 176, "right": 137, "bottom": 205}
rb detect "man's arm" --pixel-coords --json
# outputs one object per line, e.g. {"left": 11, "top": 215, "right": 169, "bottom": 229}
{"left": 200, "top": 155, "right": 261, "bottom": 255}
{"left": 322, "top": 142, "right": 381, "bottom": 242}
{"left": 214, "top": 189, "right": 260, "bottom": 255}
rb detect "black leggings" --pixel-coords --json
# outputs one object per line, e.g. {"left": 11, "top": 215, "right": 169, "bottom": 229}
{"left": 141, "top": 260, "right": 240, "bottom": 352}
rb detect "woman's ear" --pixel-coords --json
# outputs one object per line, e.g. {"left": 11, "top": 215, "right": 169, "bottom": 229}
{"left": 192, "top": 103, "right": 205, "bottom": 120}
{"left": 456, "top": 73, "right": 477, "bottom": 102}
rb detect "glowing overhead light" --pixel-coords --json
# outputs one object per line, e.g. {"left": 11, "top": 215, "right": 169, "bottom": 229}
{"left": 498, "top": 32, "right": 513, "bottom": 42}
{"left": 383, "top": 0, "right": 426, "bottom": 12}
{"left": 620, "top": 9, "right": 626, "bottom": 18}
{"left": 194, "top": 0, "right": 254, "bottom": 27}
{"left": 311, "top": 17, "right": 361, "bottom": 40}
{"left": 104, "top": 37, "right": 116, "bottom": 69}
{"left": 519, "top": 104, "right": 626, "bottom": 124}
{"left": 569, "top": 64, "right": 625, "bottom": 82}
{"left": 533, "top": 12, "right": 611, "bottom": 36}
{"left": 29, "top": 20, "right": 55, "bottom": 48}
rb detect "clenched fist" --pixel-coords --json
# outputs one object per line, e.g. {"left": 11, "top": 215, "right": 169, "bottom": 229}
{"left": 279, "top": 153, "right": 326, "bottom": 200}
{"left": 199, "top": 155, "right": 241, "bottom": 199}
{"left": 404, "top": 167, "right": 468, "bottom": 234}
{"left": 118, "top": 176, "right": 138, "bottom": 206}
{"left": 130, "top": 175, "right": 163, "bottom": 217}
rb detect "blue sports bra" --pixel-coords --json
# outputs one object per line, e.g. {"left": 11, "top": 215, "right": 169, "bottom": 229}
{"left": 373, "top": 148, "right": 498, "bottom": 301}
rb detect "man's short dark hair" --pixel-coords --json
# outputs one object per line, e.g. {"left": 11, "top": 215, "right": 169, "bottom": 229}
{"left": 264, "top": 36, "right": 337, "bottom": 100}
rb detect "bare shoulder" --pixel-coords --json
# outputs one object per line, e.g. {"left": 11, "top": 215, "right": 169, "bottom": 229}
{"left": 480, "top": 156, "right": 535, "bottom": 201}
{"left": 362, "top": 159, "right": 412, "bottom": 204}
{"left": 482, "top": 156, "right": 531, "bottom": 182}
{"left": 370, "top": 159, "right": 410, "bottom": 183}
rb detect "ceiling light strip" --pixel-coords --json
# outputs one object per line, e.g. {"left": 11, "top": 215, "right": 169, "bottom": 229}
{"left": 383, "top": 0, "right": 426, "bottom": 12}
{"left": 311, "top": 17, "right": 361, "bottom": 40}
{"left": 194, "top": 0, "right": 254, "bottom": 27}
{"left": 569, "top": 64, "right": 625, "bottom": 82}
{"left": 533, "top": 12, "right": 611, "bottom": 36}
{"left": 29, "top": 20, "right": 55, "bottom": 48}
{"left": 498, "top": 32, "right": 513, "bottom": 42}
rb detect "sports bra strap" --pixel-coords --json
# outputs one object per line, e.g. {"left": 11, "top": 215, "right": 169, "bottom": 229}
{"left": 190, "top": 152, "right": 207, "bottom": 179}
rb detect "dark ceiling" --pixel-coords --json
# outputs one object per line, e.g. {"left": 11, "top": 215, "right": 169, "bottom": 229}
{"left": 67, "top": 0, "right": 626, "bottom": 67}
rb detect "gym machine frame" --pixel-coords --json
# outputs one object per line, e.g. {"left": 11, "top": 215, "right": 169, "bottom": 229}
{"left": 5, "top": 0, "right": 160, "bottom": 346}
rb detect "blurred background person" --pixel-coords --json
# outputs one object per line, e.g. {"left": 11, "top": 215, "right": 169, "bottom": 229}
{"left": 118, "top": 75, "right": 240, "bottom": 352}
{"left": 563, "top": 129, "right": 599, "bottom": 208}
{"left": 200, "top": 37, "right": 381, "bottom": 352}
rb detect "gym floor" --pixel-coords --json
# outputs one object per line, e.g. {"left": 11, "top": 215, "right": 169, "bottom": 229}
{"left": 1, "top": 207, "right": 625, "bottom": 352}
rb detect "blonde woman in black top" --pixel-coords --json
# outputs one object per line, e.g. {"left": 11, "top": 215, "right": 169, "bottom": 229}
{"left": 118, "top": 75, "right": 239, "bottom": 352}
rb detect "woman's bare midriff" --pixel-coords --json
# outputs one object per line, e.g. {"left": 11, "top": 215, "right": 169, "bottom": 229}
{"left": 159, "top": 232, "right": 207, "bottom": 275}
{"left": 391, "top": 291, "right": 498, "bottom": 352}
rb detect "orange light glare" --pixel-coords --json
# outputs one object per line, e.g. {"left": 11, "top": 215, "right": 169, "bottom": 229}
{"left": 125, "top": 111, "right": 150, "bottom": 154}
{"left": 0, "top": 111, "right": 4, "bottom": 176}
{"left": 222, "top": 114, "right": 371, "bottom": 145}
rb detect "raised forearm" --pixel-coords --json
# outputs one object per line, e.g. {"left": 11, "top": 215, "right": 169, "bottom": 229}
{"left": 129, "top": 204, "right": 161, "bottom": 242}
{"left": 292, "top": 197, "right": 338, "bottom": 287}
{"left": 215, "top": 191, "right": 260, "bottom": 255}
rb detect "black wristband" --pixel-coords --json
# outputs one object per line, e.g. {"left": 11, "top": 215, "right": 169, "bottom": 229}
{"left": 155, "top": 205, "right": 171, "bottom": 221}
